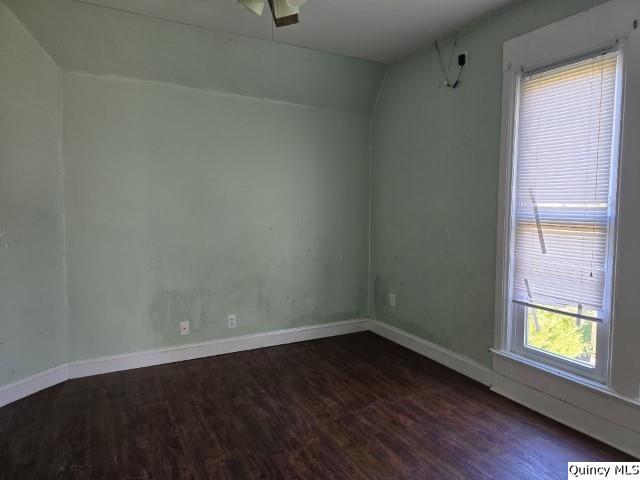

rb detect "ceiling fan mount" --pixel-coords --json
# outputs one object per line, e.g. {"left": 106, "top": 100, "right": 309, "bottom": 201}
{"left": 238, "top": 0, "right": 308, "bottom": 27}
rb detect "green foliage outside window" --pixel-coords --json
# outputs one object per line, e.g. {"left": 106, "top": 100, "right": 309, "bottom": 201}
{"left": 526, "top": 308, "right": 595, "bottom": 365}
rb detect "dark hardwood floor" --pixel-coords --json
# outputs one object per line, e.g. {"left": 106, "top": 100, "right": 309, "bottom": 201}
{"left": 0, "top": 332, "right": 631, "bottom": 479}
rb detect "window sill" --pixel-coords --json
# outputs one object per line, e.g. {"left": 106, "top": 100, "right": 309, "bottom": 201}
{"left": 490, "top": 348, "right": 640, "bottom": 409}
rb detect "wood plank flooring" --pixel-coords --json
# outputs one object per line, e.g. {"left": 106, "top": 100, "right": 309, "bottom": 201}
{"left": 0, "top": 332, "right": 632, "bottom": 479}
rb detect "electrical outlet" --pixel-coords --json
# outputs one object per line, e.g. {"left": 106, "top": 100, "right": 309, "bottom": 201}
{"left": 180, "top": 321, "right": 190, "bottom": 336}
{"left": 227, "top": 314, "right": 237, "bottom": 329}
{"left": 389, "top": 293, "right": 396, "bottom": 307}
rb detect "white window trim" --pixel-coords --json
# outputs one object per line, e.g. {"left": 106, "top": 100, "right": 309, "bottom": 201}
{"left": 507, "top": 46, "right": 624, "bottom": 383}
{"left": 494, "top": 0, "right": 640, "bottom": 399}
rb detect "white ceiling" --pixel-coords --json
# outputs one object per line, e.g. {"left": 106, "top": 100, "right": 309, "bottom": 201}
{"left": 77, "top": 0, "right": 513, "bottom": 64}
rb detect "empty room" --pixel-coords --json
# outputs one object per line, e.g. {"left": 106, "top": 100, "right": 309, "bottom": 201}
{"left": 1, "top": 0, "right": 639, "bottom": 478}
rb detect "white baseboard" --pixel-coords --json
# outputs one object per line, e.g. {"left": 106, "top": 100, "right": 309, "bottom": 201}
{"left": 68, "top": 318, "right": 369, "bottom": 379}
{"left": 493, "top": 373, "right": 640, "bottom": 458}
{"left": 368, "top": 319, "right": 494, "bottom": 386}
{"left": 492, "top": 351, "right": 640, "bottom": 458}
{"left": 1, "top": 317, "right": 637, "bottom": 459}
{"left": 0, "top": 364, "right": 69, "bottom": 408}
{"left": 2, "top": 319, "right": 491, "bottom": 408}
{"left": 0, "top": 319, "right": 368, "bottom": 407}
{"left": 369, "top": 320, "right": 639, "bottom": 457}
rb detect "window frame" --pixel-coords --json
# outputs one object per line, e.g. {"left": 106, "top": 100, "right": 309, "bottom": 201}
{"left": 491, "top": 0, "right": 640, "bottom": 455}
{"left": 507, "top": 47, "right": 624, "bottom": 383}
{"left": 494, "top": 32, "right": 631, "bottom": 386}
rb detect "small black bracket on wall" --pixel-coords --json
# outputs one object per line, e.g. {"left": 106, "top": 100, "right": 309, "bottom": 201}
{"left": 434, "top": 35, "right": 467, "bottom": 89}
{"left": 633, "top": 19, "right": 638, "bottom": 30}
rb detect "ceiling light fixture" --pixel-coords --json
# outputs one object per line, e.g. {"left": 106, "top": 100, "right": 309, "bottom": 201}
{"left": 238, "top": 0, "right": 308, "bottom": 27}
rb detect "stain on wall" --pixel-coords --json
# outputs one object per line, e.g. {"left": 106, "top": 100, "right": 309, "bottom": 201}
{"left": 149, "top": 289, "right": 217, "bottom": 341}
{"left": 1, "top": 0, "right": 380, "bottom": 379}
{"left": 3, "top": 0, "right": 611, "bottom": 387}
{"left": 64, "top": 73, "right": 370, "bottom": 361}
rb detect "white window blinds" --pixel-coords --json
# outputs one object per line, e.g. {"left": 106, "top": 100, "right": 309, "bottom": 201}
{"left": 512, "top": 50, "right": 620, "bottom": 318}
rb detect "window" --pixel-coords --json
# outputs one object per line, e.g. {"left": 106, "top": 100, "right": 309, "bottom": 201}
{"left": 507, "top": 49, "right": 623, "bottom": 380}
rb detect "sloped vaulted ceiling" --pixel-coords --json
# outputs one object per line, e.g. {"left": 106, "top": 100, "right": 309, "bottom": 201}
{"left": 5, "top": 0, "right": 386, "bottom": 114}
{"left": 79, "top": 0, "right": 514, "bottom": 63}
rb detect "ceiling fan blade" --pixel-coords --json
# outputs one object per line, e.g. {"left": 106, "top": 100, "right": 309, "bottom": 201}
{"left": 238, "top": 0, "right": 265, "bottom": 16}
{"left": 272, "top": 0, "right": 299, "bottom": 18}
{"left": 285, "top": 0, "right": 307, "bottom": 8}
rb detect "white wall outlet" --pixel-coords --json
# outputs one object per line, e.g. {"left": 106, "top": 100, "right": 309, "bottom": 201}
{"left": 227, "top": 314, "right": 237, "bottom": 329}
{"left": 180, "top": 321, "right": 190, "bottom": 336}
{"left": 389, "top": 293, "right": 397, "bottom": 307}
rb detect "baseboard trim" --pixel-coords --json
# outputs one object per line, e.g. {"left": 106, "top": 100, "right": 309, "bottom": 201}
{"left": 492, "top": 373, "right": 640, "bottom": 458}
{"left": 0, "top": 319, "right": 368, "bottom": 407}
{"left": 368, "top": 320, "right": 494, "bottom": 386}
{"left": 369, "top": 319, "right": 638, "bottom": 457}
{"left": 0, "top": 364, "right": 69, "bottom": 408}
{"left": 68, "top": 318, "right": 369, "bottom": 379}
{"left": 491, "top": 350, "right": 640, "bottom": 458}
{"left": 2, "top": 317, "right": 637, "bottom": 458}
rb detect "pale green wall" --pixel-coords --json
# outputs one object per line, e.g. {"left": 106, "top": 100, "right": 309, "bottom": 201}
{"left": 0, "top": 3, "right": 67, "bottom": 384}
{"left": 1, "top": 0, "right": 381, "bottom": 374}
{"left": 371, "top": 0, "right": 608, "bottom": 367}
{"left": 63, "top": 72, "right": 371, "bottom": 361}
{"left": 1, "top": 0, "right": 611, "bottom": 380}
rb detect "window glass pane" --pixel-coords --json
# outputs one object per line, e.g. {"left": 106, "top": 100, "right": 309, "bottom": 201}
{"left": 525, "top": 306, "right": 597, "bottom": 367}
